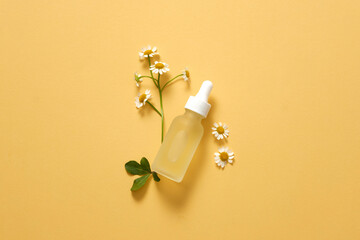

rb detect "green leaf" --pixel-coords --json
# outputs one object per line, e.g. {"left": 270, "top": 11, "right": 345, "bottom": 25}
{"left": 140, "top": 157, "right": 151, "bottom": 172}
{"left": 125, "top": 161, "right": 149, "bottom": 175}
{"left": 152, "top": 172, "right": 160, "bottom": 182}
{"left": 131, "top": 174, "right": 151, "bottom": 191}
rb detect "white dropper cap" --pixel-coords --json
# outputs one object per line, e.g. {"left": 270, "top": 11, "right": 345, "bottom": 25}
{"left": 185, "top": 80, "right": 213, "bottom": 118}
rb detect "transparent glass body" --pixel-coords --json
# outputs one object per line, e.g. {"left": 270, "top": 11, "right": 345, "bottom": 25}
{"left": 152, "top": 109, "right": 204, "bottom": 182}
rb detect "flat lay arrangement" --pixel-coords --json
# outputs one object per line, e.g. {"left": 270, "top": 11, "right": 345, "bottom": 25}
{"left": 126, "top": 46, "right": 236, "bottom": 190}
{"left": 2, "top": 1, "right": 359, "bottom": 239}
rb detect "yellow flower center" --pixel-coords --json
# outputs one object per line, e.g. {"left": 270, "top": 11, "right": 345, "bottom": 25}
{"left": 185, "top": 70, "right": 190, "bottom": 78}
{"left": 217, "top": 126, "right": 225, "bottom": 134}
{"left": 155, "top": 62, "right": 165, "bottom": 69}
{"left": 220, "top": 152, "right": 229, "bottom": 161}
{"left": 144, "top": 49, "right": 153, "bottom": 55}
{"left": 139, "top": 93, "right": 147, "bottom": 102}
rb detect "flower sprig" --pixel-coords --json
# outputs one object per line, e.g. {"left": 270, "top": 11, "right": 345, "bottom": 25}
{"left": 126, "top": 45, "right": 190, "bottom": 191}
{"left": 135, "top": 45, "right": 189, "bottom": 142}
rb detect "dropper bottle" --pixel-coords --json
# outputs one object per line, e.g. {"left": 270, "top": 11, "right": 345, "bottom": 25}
{"left": 152, "top": 81, "right": 213, "bottom": 182}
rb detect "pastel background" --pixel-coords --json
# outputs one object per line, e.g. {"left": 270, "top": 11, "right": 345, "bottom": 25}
{"left": 1, "top": 0, "right": 359, "bottom": 239}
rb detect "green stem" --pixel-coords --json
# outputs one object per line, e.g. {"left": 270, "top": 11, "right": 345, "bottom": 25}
{"left": 146, "top": 57, "right": 164, "bottom": 142}
{"left": 161, "top": 74, "right": 183, "bottom": 91}
{"left": 139, "top": 75, "right": 158, "bottom": 87}
{"left": 148, "top": 57, "right": 154, "bottom": 79}
{"left": 147, "top": 101, "right": 162, "bottom": 117}
{"left": 157, "top": 73, "right": 164, "bottom": 142}
{"left": 147, "top": 57, "right": 158, "bottom": 88}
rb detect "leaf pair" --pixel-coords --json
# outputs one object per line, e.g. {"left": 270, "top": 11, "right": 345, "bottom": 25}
{"left": 125, "top": 157, "right": 160, "bottom": 191}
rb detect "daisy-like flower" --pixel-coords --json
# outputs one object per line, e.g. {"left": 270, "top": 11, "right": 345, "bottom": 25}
{"left": 212, "top": 122, "right": 229, "bottom": 140}
{"left": 134, "top": 72, "right": 142, "bottom": 87}
{"left": 214, "top": 147, "right": 234, "bottom": 168}
{"left": 182, "top": 67, "right": 190, "bottom": 81}
{"left": 150, "top": 61, "right": 170, "bottom": 75}
{"left": 135, "top": 89, "right": 151, "bottom": 109}
{"left": 139, "top": 46, "right": 158, "bottom": 59}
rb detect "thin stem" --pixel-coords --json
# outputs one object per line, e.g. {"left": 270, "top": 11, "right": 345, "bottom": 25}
{"left": 146, "top": 57, "right": 164, "bottom": 142}
{"left": 138, "top": 75, "right": 154, "bottom": 80}
{"left": 148, "top": 57, "right": 154, "bottom": 79}
{"left": 147, "top": 101, "right": 162, "bottom": 117}
{"left": 139, "top": 75, "right": 158, "bottom": 88}
{"left": 147, "top": 57, "right": 158, "bottom": 87}
{"left": 158, "top": 73, "right": 164, "bottom": 142}
{"left": 161, "top": 74, "right": 183, "bottom": 91}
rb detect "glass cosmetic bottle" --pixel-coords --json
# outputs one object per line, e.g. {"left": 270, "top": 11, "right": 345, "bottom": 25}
{"left": 152, "top": 81, "right": 213, "bottom": 182}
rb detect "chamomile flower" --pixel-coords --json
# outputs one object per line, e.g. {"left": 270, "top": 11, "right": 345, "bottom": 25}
{"left": 182, "top": 67, "right": 190, "bottom": 81}
{"left": 212, "top": 122, "right": 229, "bottom": 140}
{"left": 214, "top": 147, "right": 234, "bottom": 168}
{"left": 134, "top": 72, "right": 142, "bottom": 87}
{"left": 139, "top": 46, "right": 158, "bottom": 59}
{"left": 135, "top": 89, "right": 151, "bottom": 109}
{"left": 150, "top": 61, "right": 170, "bottom": 75}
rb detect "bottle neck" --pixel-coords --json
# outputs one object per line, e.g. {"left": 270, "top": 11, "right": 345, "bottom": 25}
{"left": 184, "top": 109, "right": 204, "bottom": 120}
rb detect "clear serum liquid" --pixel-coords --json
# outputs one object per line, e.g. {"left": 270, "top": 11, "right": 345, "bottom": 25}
{"left": 152, "top": 81, "right": 213, "bottom": 182}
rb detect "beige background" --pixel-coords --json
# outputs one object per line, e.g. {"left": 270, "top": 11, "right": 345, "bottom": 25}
{"left": 1, "top": 0, "right": 360, "bottom": 239}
